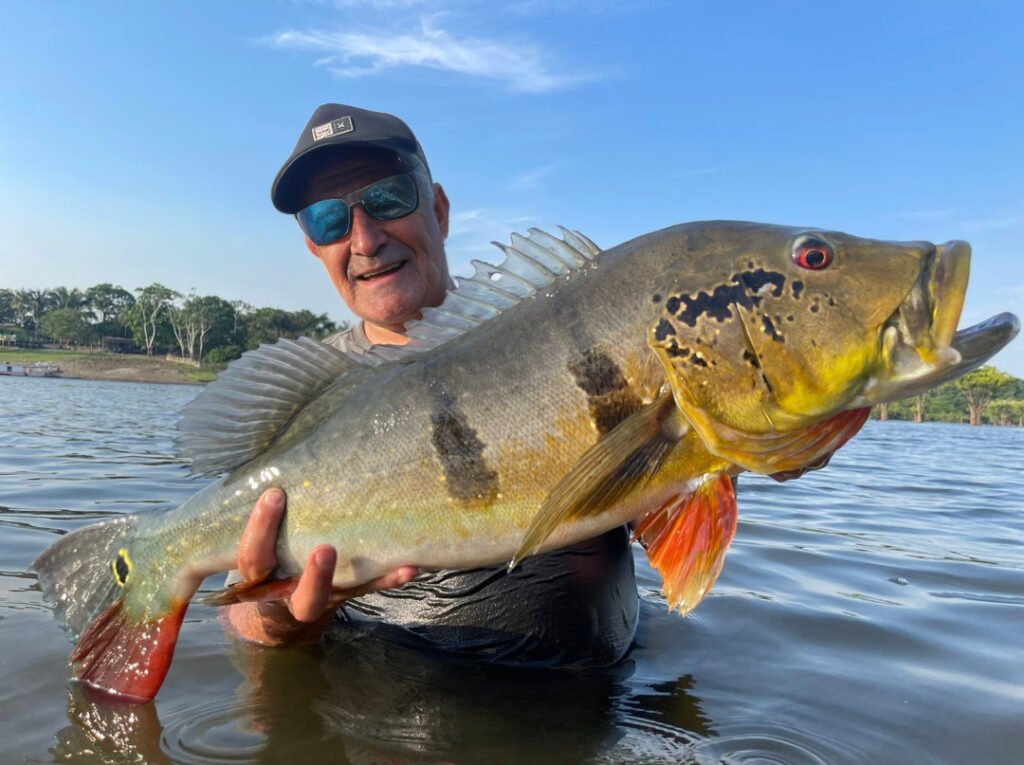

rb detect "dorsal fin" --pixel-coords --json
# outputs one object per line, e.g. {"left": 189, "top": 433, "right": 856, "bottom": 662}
{"left": 177, "top": 337, "right": 369, "bottom": 476}
{"left": 366, "top": 226, "right": 600, "bottom": 363}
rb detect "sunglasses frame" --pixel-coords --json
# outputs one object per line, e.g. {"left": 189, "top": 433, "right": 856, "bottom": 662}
{"left": 295, "top": 173, "right": 421, "bottom": 246}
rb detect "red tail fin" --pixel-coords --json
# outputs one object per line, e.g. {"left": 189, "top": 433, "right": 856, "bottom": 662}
{"left": 71, "top": 598, "right": 189, "bottom": 702}
{"left": 634, "top": 473, "right": 738, "bottom": 615}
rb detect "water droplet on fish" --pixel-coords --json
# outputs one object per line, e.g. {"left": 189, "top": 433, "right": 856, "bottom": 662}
{"left": 891, "top": 576, "right": 909, "bottom": 586}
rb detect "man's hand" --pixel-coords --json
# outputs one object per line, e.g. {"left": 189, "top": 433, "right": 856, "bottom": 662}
{"left": 223, "top": 488, "right": 419, "bottom": 646}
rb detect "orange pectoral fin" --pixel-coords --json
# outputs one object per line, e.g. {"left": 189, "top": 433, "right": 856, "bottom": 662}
{"left": 71, "top": 597, "right": 189, "bottom": 703}
{"left": 633, "top": 472, "right": 738, "bottom": 615}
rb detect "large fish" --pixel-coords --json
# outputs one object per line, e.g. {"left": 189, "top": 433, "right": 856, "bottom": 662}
{"left": 32, "top": 221, "right": 1018, "bottom": 702}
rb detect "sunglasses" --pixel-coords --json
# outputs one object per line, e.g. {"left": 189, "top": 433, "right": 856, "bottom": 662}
{"left": 296, "top": 173, "right": 420, "bottom": 245}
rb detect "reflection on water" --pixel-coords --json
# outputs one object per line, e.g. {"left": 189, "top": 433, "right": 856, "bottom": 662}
{"left": 2, "top": 375, "right": 1023, "bottom": 764}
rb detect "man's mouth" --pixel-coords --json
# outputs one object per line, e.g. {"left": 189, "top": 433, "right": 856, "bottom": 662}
{"left": 356, "top": 261, "right": 406, "bottom": 281}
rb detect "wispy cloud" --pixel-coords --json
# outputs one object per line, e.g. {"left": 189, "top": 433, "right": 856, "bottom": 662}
{"left": 508, "top": 163, "right": 560, "bottom": 192}
{"left": 264, "top": 16, "right": 597, "bottom": 93}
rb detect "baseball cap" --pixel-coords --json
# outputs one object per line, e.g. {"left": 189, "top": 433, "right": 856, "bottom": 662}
{"left": 271, "top": 103, "right": 431, "bottom": 214}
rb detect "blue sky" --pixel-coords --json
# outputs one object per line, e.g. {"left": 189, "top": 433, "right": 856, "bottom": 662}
{"left": 1, "top": 1, "right": 1021, "bottom": 376}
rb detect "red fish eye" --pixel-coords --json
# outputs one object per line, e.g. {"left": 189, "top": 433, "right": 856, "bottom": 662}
{"left": 793, "top": 240, "right": 833, "bottom": 270}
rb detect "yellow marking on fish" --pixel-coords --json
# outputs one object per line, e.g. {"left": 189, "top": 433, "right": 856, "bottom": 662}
{"left": 303, "top": 480, "right": 311, "bottom": 488}
{"left": 112, "top": 548, "right": 133, "bottom": 587}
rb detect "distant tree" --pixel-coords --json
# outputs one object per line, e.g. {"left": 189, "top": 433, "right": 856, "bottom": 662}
{"left": 12, "top": 288, "right": 53, "bottom": 329}
{"left": 954, "top": 366, "right": 1016, "bottom": 425}
{"left": 126, "top": 284, "right": 179, "bottom": 357}
{"left": 86, "top": 283, "right": 136, "bottom": 334}
{"left": 39, "top": 308, "right": 93, "bottom": 345}
{"left": 50, "top": 286, "right": 87, "bottom": 311}
{"left": 987, "top": 399, "right": 1024, "bottom": 427}
{"left": 167, "top": 293, "right": 237, "bottom": 362}
{"left": 913, "top": 392, "right": 928, "bottom": 423}
{"left": 240, "top": 308, "right": 338, "bottom": 348}
{"left": 0, "top": 289, "right": 14, "bottom": 324}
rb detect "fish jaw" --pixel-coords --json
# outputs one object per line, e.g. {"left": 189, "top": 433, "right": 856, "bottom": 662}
{"left": 853, "top": 241, "right": 1019, "bottom": 405}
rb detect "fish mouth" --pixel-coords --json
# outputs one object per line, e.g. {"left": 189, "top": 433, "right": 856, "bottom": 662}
{"left": 851, "top": 241, "right": 1020, "bottom": 406}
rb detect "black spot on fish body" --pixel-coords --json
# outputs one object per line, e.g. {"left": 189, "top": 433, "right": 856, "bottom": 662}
{"left": 762, "top": 315, "right": 784, "bottom": 343}
{"left": 654, "top": 319, "right": 676, "bottom": 342}
{"left": 652, "top": 293, "right": 662, "bottom": 304}
{"left": 568, "top": 350, "right": 643, "bottom": 434}
{"left": 429, "top": 390, "right": 500, "bottom": 504}
{"left": 792, "top": 281, "right": 805, "bottom": 299}
{"left": 666, "top": 296, "right": 681, "bottom": 314}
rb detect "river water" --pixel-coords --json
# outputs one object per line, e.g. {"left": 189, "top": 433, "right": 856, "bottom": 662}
{"left": 1, "top": 375, "right": 1022, "bottom": 764}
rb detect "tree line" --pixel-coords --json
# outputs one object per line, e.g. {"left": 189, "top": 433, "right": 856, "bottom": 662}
{"left": 874, "top": 365, "right": 1023, "bottom": 426}
{"left": 0, "top": 284, "right": 342, "bottom": 364}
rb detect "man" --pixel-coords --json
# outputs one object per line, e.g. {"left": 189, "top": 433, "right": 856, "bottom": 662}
{"left": 224, "top": 104, "right": 638, "bottom": 664}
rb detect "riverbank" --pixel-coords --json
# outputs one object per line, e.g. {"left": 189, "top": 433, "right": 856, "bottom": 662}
{"left": 0, "top": 349, "right": 220, "bottom": 385}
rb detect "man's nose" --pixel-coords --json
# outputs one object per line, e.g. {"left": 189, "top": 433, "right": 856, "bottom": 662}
{"left": 348, "top": 204, "right": 387, "bottom": 257}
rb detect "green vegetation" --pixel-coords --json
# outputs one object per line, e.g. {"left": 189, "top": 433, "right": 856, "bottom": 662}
{"left": 1, "top": 283, "right": 344, "bottom": 366}
{"left": 874, "top": 365, "right": 1024, "bottom": 426}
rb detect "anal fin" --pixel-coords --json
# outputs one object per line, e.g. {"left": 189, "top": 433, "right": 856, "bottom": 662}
{"left": 633, "top": 472, "right": 738, "bottom": 615}
{"left": 200, "top": 576, "right": 302, "bottom": 607}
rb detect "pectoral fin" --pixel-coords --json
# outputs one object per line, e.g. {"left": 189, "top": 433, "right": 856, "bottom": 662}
{"left": 633, "top": 472, "right": 738, "bottom": 614}
{"left": 511, "top": 392, "right": 687, "bottom": 568}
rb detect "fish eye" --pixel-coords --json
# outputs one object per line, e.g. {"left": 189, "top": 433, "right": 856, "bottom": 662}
{"left": 793, "top": 238, "right": 833, "bottom": 270}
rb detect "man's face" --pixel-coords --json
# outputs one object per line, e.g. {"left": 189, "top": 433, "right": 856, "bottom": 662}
{"left": 301, "top": 155, "right": 451, "bottom": 338}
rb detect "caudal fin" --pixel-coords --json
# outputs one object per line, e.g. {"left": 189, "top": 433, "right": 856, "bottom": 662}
{"left": 31, "top": 516, "right": 188, "bottom": 702}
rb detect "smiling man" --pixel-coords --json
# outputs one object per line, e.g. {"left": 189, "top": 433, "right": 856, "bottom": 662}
{"left": 223, "top": 104, "right": 639, "bottom": 665}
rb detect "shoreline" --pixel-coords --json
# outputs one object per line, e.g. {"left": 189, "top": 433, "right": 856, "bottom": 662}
{"left": 1, "top": 350, "right": 218, "bottom": 386}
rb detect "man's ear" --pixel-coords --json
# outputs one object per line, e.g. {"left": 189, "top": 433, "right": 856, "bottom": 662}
{"left": 432, "top": 183, "right": 450, "bottom": 240}
{"left": 305, "top": 237, "right": 321, "bottom": 259}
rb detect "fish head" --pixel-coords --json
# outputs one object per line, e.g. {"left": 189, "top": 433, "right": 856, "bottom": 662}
{"left": 649, "top": 222, "right": 1019, "bottom": 471}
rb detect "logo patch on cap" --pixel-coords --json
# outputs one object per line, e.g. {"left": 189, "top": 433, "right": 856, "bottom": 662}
{"left": 311, "top": 116, "right": 354, "bottom": 142}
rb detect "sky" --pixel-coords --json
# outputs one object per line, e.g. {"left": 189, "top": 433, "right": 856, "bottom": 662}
{"left": 1, "top": 1, "right": 1021, "bottom": 376}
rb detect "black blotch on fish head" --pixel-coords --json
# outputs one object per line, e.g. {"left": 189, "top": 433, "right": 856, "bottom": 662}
{"left": 568, "top": 350, "right": 643, "bottom": 434}
{"left": 429, "top": 391, "right": 500, "bottom": 505}
{"left": 792, "top": 281, "right": 805, "bottom": 300}
{"left": 652, "top": 293, "right": 662, "bottom": 304}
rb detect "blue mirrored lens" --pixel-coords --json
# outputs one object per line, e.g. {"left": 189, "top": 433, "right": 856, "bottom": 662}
{"left": 297, "top": 199, "right": 351, "bottom": 245}
{"left": 295, "top": 174, "right": 420, "bottom": 246}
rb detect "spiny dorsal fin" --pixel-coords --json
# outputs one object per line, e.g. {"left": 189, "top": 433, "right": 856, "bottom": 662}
{"left": 177, "top": 337, "right": 370, "bottom": 476}
{"left": 365, "top": 226, "right": 600, "bottom": 363}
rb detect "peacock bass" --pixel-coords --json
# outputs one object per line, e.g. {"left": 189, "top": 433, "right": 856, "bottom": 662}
{"left": 32, "top": 221, "right": 1019, "bottom": 702}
